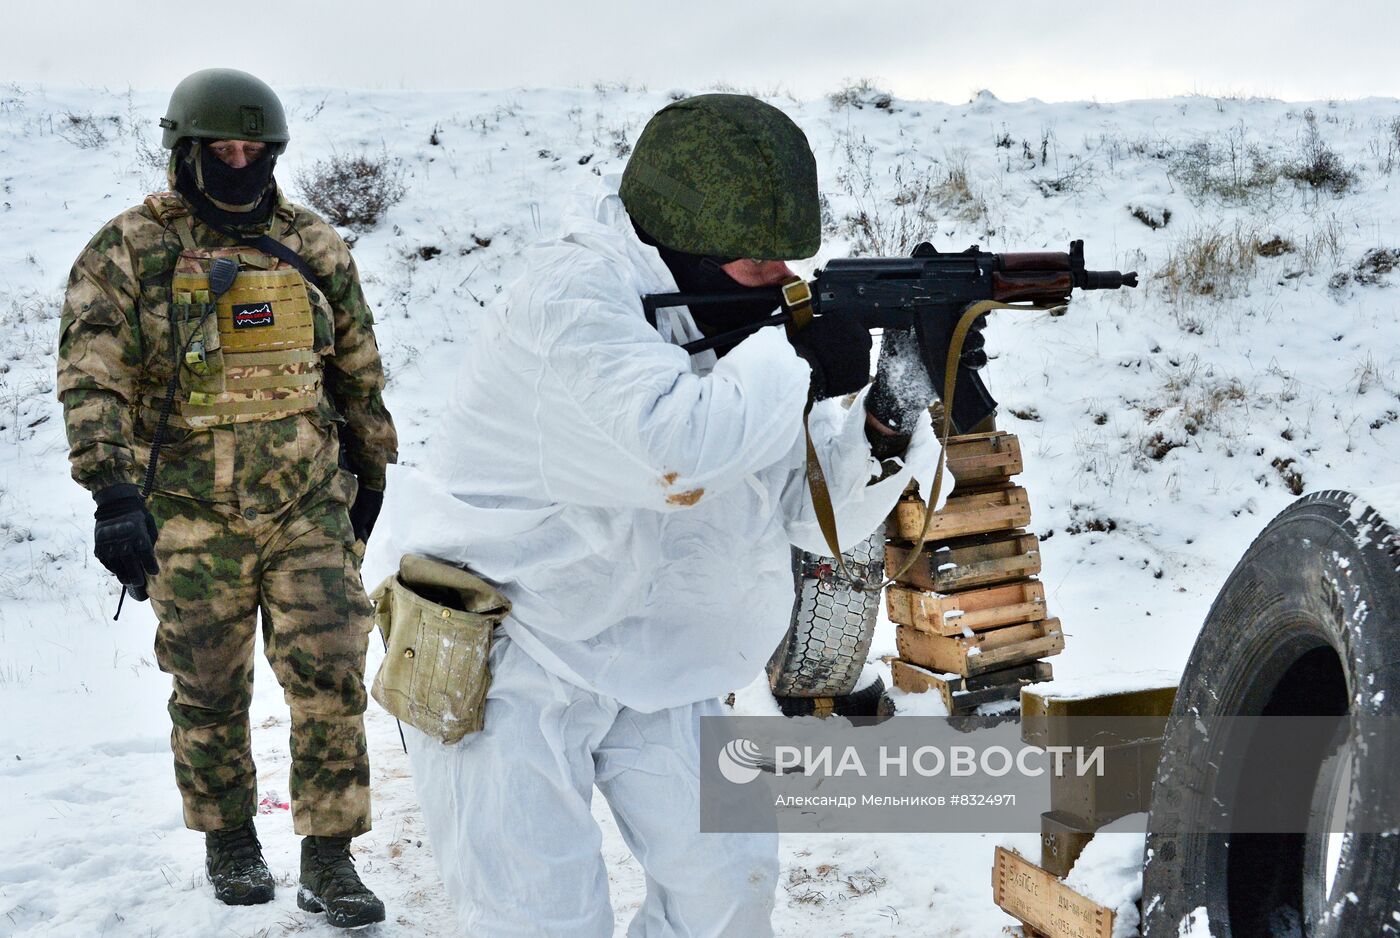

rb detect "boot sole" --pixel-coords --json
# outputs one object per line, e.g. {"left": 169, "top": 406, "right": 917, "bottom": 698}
{"left": 298, "top": 886, "right": 386, "bottom": 928}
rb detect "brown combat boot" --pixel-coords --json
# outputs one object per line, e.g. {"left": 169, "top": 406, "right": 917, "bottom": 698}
{"left": 205, "top": 820, "right": 275, "bottom": 906}
{"left": 297, "top": 835, "right": 386, "bottom": 929}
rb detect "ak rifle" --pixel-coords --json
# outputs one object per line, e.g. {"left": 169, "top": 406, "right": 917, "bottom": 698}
{"left": 642, "top": 240, "right": 1138, "bottom": 433}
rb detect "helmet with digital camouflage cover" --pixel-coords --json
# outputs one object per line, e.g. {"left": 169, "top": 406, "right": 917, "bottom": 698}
{"left": 159, "top": 68, "right": 290, "bottom": 152}
{"left": 620, "top": 94, "right": 819, "bottom": 261}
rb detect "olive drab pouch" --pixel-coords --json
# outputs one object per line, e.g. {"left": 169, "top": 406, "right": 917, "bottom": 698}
{"left": 369, "top": 554, "right": 509, "bottom": 744}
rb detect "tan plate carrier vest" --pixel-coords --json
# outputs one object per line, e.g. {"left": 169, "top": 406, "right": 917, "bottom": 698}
{"left": 143, "top": 193, "right": 324, "bottom": 430}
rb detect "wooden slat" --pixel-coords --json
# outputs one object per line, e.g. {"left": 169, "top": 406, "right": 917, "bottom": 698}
{"left": 886, "top": 581, "right": 1047, "bottom": 636}
{"left": 946, "top": 431, "right": 1023, "bottom": 487}
{"left": 895, "top": 620, "right": 1063, "bottom": 677}
{"left": 887, "top": 531, "right": 1042, "bottom": 592}
{"left": 993, "top": 847, "right": 1115, "bottom": 938}
{"left": 889, "top": 487, "right": 1031, "bottom": 543}
{"left": 891, "top": 659, "right": 1052, "bottom": 713}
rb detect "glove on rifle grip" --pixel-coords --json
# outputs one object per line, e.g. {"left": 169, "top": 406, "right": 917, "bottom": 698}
{"left": 866, "top": 328, "right": 934, "bottom": 436}
{"left": 789, "top": 315, "right": 872, "bottom": 402}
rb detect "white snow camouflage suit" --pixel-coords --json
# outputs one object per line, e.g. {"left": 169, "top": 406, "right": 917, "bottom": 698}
{"left": 364, "top": 176, "right": 936, "bottom": 937}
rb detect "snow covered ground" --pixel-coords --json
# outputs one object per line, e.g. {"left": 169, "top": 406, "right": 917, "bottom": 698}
{"left": 2, "top": 80, "right": 1398, "bottom": 936}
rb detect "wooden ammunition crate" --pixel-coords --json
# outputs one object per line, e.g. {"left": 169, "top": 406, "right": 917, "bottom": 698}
{"left": 993, "top": 847, "right": 1115, "bottom": 938}
{"left": 895, "top": 619, "right": 1063, "bottom": 678}
{"left": 886, "top": 530, "right": 1041, "bottom": 593}
{"left": 945, "top": 430, "right": 1024, "bottom": 488}
{"left": 889, "top": 486, "right": 1031, "bottom": 543}
{"left": 891, "top": 659, "right": 1052, "bottom": 714}
{"left": 887, "top": 580, "right": 1047, "bottom": 636}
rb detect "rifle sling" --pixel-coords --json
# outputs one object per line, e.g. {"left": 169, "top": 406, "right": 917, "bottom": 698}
{"left": 216, "top": 231, "right": 330, "bottom": 297}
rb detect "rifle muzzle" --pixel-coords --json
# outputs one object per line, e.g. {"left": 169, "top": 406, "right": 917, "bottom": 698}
{"left": 1079, "top": 269, "right": 1139, "bottom": 290}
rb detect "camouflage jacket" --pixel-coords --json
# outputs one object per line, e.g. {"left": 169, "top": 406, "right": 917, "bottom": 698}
{"left": 57, "top": 188, "right": 397, "bottom": 510}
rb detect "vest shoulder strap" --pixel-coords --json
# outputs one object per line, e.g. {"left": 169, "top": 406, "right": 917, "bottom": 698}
{"left": 147, "top": 191, "right": 330, "bottom": 296}
{"left": 144, "top": 191, "right": 198, "bottom": 250}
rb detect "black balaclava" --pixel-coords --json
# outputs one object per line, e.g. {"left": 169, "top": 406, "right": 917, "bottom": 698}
{"left": 173, "top": 140, "right": 277, "bottom": 231}
{"left": 635, "top": 222, "right": 780, "bottom": 357}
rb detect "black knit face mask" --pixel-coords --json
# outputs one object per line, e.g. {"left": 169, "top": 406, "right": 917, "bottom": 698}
{"left": 194, "top": 142, "right": 276, "bottom": 210}
{"left": 174, "top": 140, "right": 278, "bottom": 229}
{"left": 636, "top": 224, "right": 779, "bottom": 356}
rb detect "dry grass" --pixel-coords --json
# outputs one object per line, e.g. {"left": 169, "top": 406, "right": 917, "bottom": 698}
{"left": 783, "top": 864, "right": 887, "bottom": 906}
{"left": 934, "top": 158, "right": 989, "bottom": 225}
{"left": 830, "top": 137, "right": 940, "bottom": 256}
{"left": 1156, "top": 223, "right": 1262, "bottom": 309}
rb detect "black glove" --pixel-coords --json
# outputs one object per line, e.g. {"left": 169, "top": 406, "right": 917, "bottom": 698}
{"left": 349, "top": 483, "right": 384, "bottom": 544}
{"left": 93, "top": 484, "right": 159, "bottom": 590}
{"left": 789, "top": 315, "right": 872, "bottom": 401}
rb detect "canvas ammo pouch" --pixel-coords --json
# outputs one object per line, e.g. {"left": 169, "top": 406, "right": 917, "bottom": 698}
{"left": 370, "top": 554, "right": 510, "bottom": 744}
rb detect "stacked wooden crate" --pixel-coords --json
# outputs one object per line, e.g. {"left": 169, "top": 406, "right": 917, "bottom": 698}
{"left": 886, "top": 431, "right": 1063, "bottom": 715}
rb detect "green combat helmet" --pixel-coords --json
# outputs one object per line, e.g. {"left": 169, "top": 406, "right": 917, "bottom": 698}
{"left": 159, "top": 68, "right": 289, "bottom": 152}
{"left": 620, "top": 94, "right": 819, "bottom": 260}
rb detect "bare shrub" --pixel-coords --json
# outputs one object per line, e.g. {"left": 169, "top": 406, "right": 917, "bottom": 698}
{"left": 1166, "top": 127, "right": 1282, "bottom": 204}
{"left": 1035, "top": 157, "right": 1094, "bottom": 197}
{"left": 58, "top": 112, "right": 112, "bottom": 149}
{"left": 295, "top": 149, "right": 406, "bottom": 230}
{"left": 1282, "top": 109, "right": 1355, "bottom": 194}
{"left": 828, "top": 79, "right": 894, "bottom": 112}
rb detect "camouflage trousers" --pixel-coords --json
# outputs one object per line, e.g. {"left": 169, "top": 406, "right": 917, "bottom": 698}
{"left": 147, "top": 469, "right": 374, "bottom": 837}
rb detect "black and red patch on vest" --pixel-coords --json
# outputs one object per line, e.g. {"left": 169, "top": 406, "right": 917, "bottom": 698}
{"left": 231, "top": 302, "right": 275, "bottom": 329}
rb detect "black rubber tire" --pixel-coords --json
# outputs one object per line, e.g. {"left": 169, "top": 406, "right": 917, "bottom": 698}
{"left": 767, "top": 529, "right": 886, "bottom": 698}
{"left": 1142, "top": 491, "right": 1400, "bottom": 937}
{"left": 775, "top": 676, "right": 888, "bottom": 719}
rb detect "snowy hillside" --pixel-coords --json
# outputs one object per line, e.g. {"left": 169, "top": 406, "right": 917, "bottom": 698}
{"left": 2, "top": 80, "right": 1399, "bottom": 936}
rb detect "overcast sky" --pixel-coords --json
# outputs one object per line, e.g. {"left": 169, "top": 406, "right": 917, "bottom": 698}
{"left": 10, "top": 0, "right": 1399, "bottom": 103}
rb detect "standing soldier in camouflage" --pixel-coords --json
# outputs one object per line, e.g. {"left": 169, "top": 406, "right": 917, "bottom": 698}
{"left": 56, "top": 69, "right": 397, "bottom": 929}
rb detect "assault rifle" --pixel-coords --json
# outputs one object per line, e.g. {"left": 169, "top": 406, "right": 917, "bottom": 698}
{"left": 642, "top": 240, "right": 1137, "bottom": 433}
